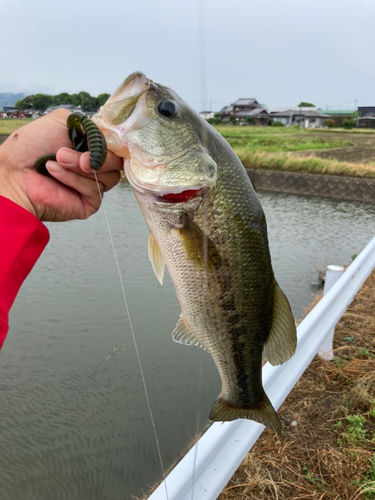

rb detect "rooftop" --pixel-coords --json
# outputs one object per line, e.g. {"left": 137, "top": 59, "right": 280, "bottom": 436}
{"left": 231, "top": 98, "right": 258, "bottom": 107}
{"left": 235, "top": 108, "right": 269, "bottom": 117}
{"left": 271, "top": 107, "right": 319, "bottom": 113}
{"left": 318, "top": 109, "right": 355, "bottom": 115}
{"left": 271, "top": 109, "right": 328, "bottom": 118}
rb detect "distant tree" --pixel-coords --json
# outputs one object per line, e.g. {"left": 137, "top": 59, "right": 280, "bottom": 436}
{"left": 342, "top": 118, "right": 356, "bottom": 130}
{"left": 20, "top": 94, "right": 53, "bottom": 112}
{"left": 52, "top": 93, "right": 74, "bottom": 106}
{"left": 298, "top": 102, "right": 315, "bottom": 107}
{"left": 97, "top": 93, "right": 111, "bottom": 107}
{"left": 229, "top": 116, "right": 237, "bottom": 125}
{"left": 15, "top": 99, "right": 26, "bottom": 111}
{"left": 273, "top": 121, "right": 285, "bottom": 127}
{"left": 325, "top": 119, "right": 336, "bottom": 128}
{"left": 214, "top": 112, "right": 222, "bottom": 119}
{"left": 15, "top": 91, "right": 110, "bottom": 113}
{"left": 207, "top": 118, "right": 221, "bottom": 125}
{"left": 267, "top": 118, "right": 274, "bottom": 126}
{"left": 246, "top": 117, "right": 256, "bottom": 125}
{"left": 15, "top": 95, "right": 35, "bottom": 110}
{"left": 77, "top": 91, "right": 93, "bottom": 111}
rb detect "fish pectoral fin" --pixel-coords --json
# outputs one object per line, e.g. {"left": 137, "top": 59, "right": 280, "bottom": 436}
{"left": 177, "top": 214, "right": 221, "bottom": 272}
{"left": 264, "top": 280, "right": 297, "bottom": 366}
{"left": 172, "top": 316, "right": 205, "bottom": 349}
{"left": 209, "top": 392, "right": 281, "bottom": 434}
{"left": 148, "top": 232, "right": 165, "bottom": 285}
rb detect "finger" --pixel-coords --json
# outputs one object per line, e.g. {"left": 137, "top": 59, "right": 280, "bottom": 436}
{"left": 46, "top": 161, "right": 104, "bottom": 215}
{"left": 56, "top": 147, "right": 81, "bottom": 169}
{"left": 96, "top": 171, "right": 121, "bottom": 192}
{"left": 56, "top": 148, "right": 121, "bottom": 190}
{"left": 79, "top": 150, "right": 123, "bottom": 174}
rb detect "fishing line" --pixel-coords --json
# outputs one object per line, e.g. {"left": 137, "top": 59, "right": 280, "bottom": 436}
{"left": 93, "top": 171, "right": 169, "bottom": 500}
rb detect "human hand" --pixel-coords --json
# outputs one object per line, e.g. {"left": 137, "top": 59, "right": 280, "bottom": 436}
{"left": 0, "top": 109, "right": 123, "bottom": 222}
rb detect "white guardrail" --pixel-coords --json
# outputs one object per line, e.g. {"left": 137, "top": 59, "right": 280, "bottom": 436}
{"left": 149, "top": 235, "right": 375, "bottom": 500}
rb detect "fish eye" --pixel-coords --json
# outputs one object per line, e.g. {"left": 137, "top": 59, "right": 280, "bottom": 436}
{"left": 158, "top": 100, "right": 177, "bottom": 118}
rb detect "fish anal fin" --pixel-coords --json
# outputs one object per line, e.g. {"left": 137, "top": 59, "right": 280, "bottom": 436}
{"left": 148, "top": 232, "right": 165, "bottom": 285}
{"left": 172, "top": 316, "right": 205, "bottom": 349}
{"left": 177, "top": 214, "right": 221, "bottom": 272}
{"left": 264, "top": 281, "right": 297, "bottom": 366}
{"left": 209, "top": 392, "right": 281, "bottom": 434}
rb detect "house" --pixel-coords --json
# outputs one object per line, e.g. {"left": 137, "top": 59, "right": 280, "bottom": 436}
{"left": 43, "top": 104, "right": 83, "bottom": 115}
{"left": 221, "top": 98, "right": 270, "bottom": 125}
{"left": 358, "top": 106, "right": 375, "bottom": 117}
{"left": 270, "top": 107, "right": 328, "bottom": 128}
{"left": 200, "top": 111, "right": 216, "bottom": 120}
{"left": 0, "top": 106, "right": 26, "bottom": 118}
{"left": 357, "top": 107, "right": 375, "bottom": 129}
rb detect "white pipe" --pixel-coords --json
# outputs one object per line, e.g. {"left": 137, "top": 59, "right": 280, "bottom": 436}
{"left": 149, "top": 236, "right": 375, "bottom": 500}
{"left": 318, "top": 264, "right": 344, "bottom": 360}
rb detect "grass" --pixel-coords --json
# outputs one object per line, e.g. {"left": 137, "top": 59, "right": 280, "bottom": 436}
{"left": 2, "top": 120, "right": 375, "bottom": 178}
{"left": 223, "top": 135, "right": 353, "bottom": 154}
{"left": 217, "top": 269, "right": 375, "bottom": 500}
{"left": 0, "top": 118, "right": 32, "bottom": 135}
{"left": 238, "top": 151, "right": 375, "bottom": 178}
{"left": 215, "top": 125, "right": 375, "bottom": 178}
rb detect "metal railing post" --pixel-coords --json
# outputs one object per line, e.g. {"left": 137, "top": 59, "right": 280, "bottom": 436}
{"left": 318, "top": 265, "right": 345, "bottom": 360}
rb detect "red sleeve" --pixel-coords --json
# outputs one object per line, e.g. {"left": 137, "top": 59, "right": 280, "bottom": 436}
{"left": 0, "top": 196, "right": 49, "bottom": 350}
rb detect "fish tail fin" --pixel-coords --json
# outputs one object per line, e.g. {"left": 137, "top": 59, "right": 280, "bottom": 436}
{"left": 209, "top": 392, "right": 281, "bottom": 434}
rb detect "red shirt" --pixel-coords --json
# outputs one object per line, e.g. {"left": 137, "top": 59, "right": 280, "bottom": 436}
{"left": 0, "top": 196, "right": 49, "bottom": 350}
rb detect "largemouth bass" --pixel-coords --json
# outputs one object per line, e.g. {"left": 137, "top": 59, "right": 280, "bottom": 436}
{"left": 94, "top": 72, "right": 297, "bottom": 433}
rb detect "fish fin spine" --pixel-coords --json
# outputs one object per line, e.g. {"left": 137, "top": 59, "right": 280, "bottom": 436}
{"left": 172, "top": 315, "right": 205, "bottom": 349}
{"left": 148, "top": 232, "right": 165, "bottom": 285}
{"left": 209, "top": 392, "right": 281, "bottom": 434}
{"left": 264, "top": 280, "right": 297, "bottom": 366}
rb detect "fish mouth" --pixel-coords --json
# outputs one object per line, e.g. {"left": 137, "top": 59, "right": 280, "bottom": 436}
{"left": 123, "top": 155, "right": 212, "bottom": 202}
{"left": 157, "top": 188, "right": 203, "bottom": 203}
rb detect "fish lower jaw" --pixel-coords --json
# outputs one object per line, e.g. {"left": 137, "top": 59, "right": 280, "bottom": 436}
{"left": 134, "top": 185, "right": 206, "bottom": 203}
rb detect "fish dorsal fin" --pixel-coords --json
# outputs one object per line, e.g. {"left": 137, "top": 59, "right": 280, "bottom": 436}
{"left": 148, "top": 232, "right": 165, "bottom": 285}
{"left": 172, "top": 315, "right": 205, "bottom": 349}
{"left": 177, "top": 214, "right": 221, "bottom": 272}
{"left": 264, "top": 281, "right": 297, "bottom": 366}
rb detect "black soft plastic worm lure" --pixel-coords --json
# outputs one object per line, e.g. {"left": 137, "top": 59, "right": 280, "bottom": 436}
{"left": 35, "top": 111, "right": 107, "bottom": 176}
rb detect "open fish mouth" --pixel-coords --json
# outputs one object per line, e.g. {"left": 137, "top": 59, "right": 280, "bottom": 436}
{"left": 158, "top": 188, "right": 203, "bottom": 203}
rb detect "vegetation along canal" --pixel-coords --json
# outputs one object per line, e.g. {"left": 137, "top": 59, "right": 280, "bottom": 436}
{"left": 0, "top": 182, "right": 374, "bottom": 500}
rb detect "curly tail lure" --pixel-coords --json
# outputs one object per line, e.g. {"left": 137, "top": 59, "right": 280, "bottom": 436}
{"left": 35, "top": 111, "right": 107, "bottom": 176}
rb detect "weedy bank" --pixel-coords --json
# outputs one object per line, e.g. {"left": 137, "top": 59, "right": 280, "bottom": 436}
{"left": 218, "top": 269, "right": 375, "bottom": 500}
{"left": 216, "top": 126, "right": 375, "bottom": 178}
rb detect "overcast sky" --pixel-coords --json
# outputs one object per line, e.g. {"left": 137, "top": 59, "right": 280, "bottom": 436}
{"left": 1, "top": 0, "right": 374, "bottom": 112}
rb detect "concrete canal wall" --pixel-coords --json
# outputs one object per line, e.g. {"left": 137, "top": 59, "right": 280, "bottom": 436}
{"left": 247, "top": 168, "right": 375, "bottom": 203}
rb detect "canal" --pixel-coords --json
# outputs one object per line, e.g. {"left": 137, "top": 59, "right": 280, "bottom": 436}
{"left": 1, "top": 183, "right": 374, "bottom": 500}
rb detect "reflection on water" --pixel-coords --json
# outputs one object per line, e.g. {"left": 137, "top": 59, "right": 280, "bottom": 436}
{"left": 0, "top": 184, "right": 374, "bottom": 499}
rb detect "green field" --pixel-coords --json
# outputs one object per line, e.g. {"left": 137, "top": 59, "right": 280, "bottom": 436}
{"left": 0, "top": 118, "right": 33, "bottom": 135}
{"left": 216, "top": 126, "right": 375, "bottom": 178}
{"left": 1, "top": 119, "right": 375, "bottom": 178}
